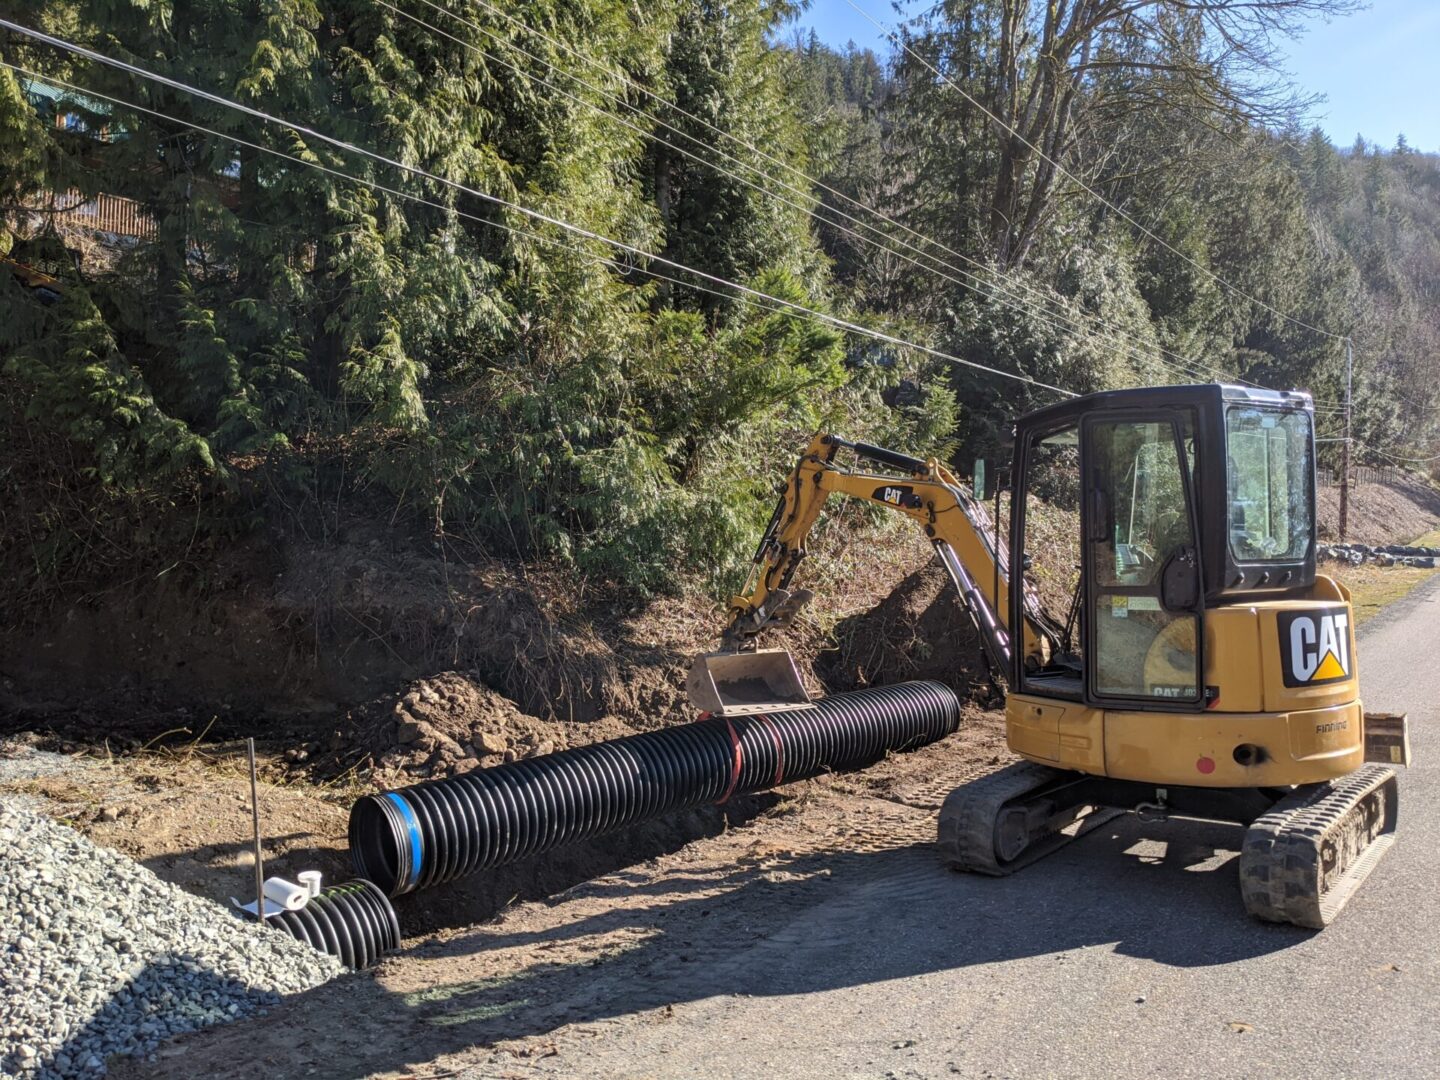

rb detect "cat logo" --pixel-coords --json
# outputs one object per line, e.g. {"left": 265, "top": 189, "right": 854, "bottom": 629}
{"left": 871, "top": 484, "right": 920, "bottom": 509}
{"left": 1278, "top": 610, "right": 1352, "bottom": 688}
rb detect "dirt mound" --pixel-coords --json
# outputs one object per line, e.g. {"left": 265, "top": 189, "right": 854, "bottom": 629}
{"left": 1318, "top": 475, "right": 1440, "bottom": 545}
{"left": 819, "top": 564, "right": 987, "bottom": 697}
{"left": 308, "top": 672, "right": 639, "bottom": 786}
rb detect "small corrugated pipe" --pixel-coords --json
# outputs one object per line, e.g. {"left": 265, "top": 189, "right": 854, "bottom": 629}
{"left": 269, "top": 879, "right": 401, "bottom": 968}
{"left": 349, "top": 680, "right": 962, "bottom": 896}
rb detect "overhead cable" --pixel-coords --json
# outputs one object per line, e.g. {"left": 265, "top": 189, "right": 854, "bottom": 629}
{"left": 0, "top": 36, "right": 1076, "bottom": 397}
{"left": 0, "top": 63, "right": 1008, "bottom": 361}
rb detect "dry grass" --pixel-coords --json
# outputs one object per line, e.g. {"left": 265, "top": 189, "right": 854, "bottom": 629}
{"left": 1327, "top": 521, "right": 1440, "bottom": 625}
{"left": 1318, "top": 475, "right": 1440, "bottom": 545}
{"left": 1329, "top": 562, "right": 1437, "bottom": 625}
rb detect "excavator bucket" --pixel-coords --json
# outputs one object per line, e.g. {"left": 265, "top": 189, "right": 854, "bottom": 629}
{"left": 686, "top": 649, "right": 812, "bottom": 716}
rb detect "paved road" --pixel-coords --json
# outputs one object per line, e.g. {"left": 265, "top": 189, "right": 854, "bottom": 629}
{"left": 523, "top": 581, "right": 1440, "bottom": 1080}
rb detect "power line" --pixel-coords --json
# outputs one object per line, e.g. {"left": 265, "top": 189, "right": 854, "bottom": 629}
{"left": 6, "top": 15, "right": 1339, "bottom": 406}
{"left": 0, "top": 63, "right": 802, "bottom": 319}
{"left": 1362, "top": 445, "right": 1440, "bottom": 465}
{"left": 402, "top": 0, "right": 1302, "bottom": 394}
{"left": 18, "top": 59, "right": 1045, "bottom": 410}
{"left": 843, "top": 0, "right": 1347, "bottom": 344}
{"left": 0, "top": 33, "right": 1077, "bottom": 398}
{"left": 385, "top": 0, "right": 1225, "bottom": 389}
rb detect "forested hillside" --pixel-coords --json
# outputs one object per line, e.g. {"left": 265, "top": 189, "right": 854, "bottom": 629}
{"left": 788, "top": 21, "right": 1440, "bottom": 457}
{"left": 2, "top": 0, "right": 1437, "bottom": 605}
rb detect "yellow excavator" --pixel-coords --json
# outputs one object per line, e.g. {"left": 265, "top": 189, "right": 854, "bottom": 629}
{"left": 688, "top": 384, "right": 1409, "bottom": 928}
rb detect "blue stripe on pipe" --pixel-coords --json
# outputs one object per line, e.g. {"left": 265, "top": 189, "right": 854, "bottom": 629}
{"left": 384, "top": 792, "right": 423, "bottom": 891}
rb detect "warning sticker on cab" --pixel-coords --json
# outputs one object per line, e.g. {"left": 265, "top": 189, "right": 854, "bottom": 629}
{"left": 1278, "top": 610, "right": 1352, "bottom": 688}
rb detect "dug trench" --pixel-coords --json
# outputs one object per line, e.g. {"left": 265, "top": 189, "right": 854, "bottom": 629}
{"left": 0, "top": 519, "right": 1003, "bottom": 942}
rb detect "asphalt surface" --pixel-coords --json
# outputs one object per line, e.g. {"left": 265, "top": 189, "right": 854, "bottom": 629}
{"left": 527, "top": 579, "right": 1440, "bottom": 1080}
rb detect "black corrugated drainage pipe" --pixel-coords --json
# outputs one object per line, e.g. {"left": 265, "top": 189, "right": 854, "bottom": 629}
{"left": 269, "top": 879, "right": 401, "bottom": 968}
{"left": 349, "top": 680, "right": 961, "bottom": 896}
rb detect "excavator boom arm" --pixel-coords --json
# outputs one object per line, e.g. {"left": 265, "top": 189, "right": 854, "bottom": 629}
{"left": 712, "top": 434, "right": 1054, "bottom": 693}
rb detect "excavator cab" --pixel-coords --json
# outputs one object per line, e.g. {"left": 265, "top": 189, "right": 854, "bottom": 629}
{"left": 1009, "top": 383, "right": 1316, "bottom": 710}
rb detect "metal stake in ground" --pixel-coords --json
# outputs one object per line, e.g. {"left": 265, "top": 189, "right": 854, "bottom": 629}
{"left": 248, "top": 737, "right": 264, "bottom": 920}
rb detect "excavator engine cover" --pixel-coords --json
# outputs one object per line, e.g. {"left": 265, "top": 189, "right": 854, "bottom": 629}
{"left": 686, "top": 649, "right": 811, "bottom": 716}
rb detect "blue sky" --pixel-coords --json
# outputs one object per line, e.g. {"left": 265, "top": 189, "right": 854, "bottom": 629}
{"left": 792, "top": 0, "right": 1440, "bottom": 151}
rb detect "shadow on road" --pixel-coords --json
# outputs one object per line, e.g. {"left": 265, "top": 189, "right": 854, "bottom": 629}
{"left": 114, "top": 812, "right": 1313, "bottom": 1080}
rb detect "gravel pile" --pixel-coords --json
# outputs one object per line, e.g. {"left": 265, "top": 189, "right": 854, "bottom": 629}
{"left": 0, "top": 800, "right": 344, "bottom": 1078}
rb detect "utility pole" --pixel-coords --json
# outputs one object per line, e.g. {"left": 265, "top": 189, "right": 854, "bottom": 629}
{"left": 1339, "top": 337, "right": 1353, "bottom": 542}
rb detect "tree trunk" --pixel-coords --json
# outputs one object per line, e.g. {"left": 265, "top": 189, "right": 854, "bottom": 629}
{"left": 652, "top": 141, "right": 674, "bottom": 309}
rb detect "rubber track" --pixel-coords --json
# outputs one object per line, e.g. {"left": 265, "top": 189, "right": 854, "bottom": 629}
{"left": 938, "top": 762, "right": 1072, "bottom": 875}
{"left": 1239, "top": 764, "right": 1399, "bottom": 929}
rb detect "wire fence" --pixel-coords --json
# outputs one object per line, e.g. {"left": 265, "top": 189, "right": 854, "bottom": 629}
{"left": 1317, "top": 465, "right": 1403, "bottom": 489}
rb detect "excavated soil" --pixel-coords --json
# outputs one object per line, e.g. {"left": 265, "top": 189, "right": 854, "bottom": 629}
{"left": 820, "top": 563, "right": 989, "bottom": 693}
{"left": 311, "top": 671, "right": 640, "bottom": 787}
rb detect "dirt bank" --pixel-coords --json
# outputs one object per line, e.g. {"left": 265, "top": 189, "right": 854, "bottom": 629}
{"left": 1317, "top": 473, "right": 1440, "bottom": 545}
{"left": 1, "top": 518, "right": 992, "bottom": 808}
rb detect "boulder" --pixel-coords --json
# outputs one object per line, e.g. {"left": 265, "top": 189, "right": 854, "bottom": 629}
{"left": 473, "top": 730, "right": 509, "bottom": 755}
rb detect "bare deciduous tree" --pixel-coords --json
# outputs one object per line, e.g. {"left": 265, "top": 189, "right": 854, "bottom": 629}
{"left": 909, "top": 0, "right": 1360, "bottom": 268}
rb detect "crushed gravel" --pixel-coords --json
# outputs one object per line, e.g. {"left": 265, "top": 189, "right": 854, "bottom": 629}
{"left": 0, "top": 800, "right": 344, "bottom": 1078}
{"left": 0, "top": 739, "right": 93, "bottom": 787}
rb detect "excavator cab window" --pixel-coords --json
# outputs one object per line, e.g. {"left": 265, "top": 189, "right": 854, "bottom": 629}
{"left": 1083, "top": 416, "right": 1201, "bottom": 703}
{"left": 1226, "top": 407, "right": 1313, "bottom": 562}
{"left": 1015, "top": 425, "right": 1085, "bottom": 699}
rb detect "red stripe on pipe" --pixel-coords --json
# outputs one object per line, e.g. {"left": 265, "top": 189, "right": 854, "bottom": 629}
{"left": 756, "top": 713, "right": 786, "bottom": 787}
{"left": 716, "top": 716, "right": 744, "bottom": 804}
